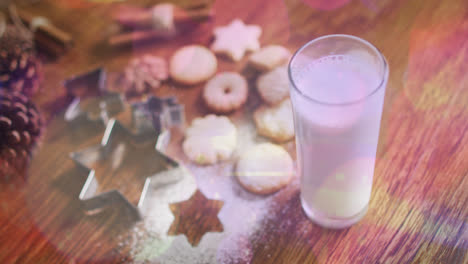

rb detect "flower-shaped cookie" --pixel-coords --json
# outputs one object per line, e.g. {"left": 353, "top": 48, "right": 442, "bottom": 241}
{"left": 183, "top": 115, "right": 237, "bottom": 165}
{"left": 123, "top": 55, "right": 168, "bottom": 97}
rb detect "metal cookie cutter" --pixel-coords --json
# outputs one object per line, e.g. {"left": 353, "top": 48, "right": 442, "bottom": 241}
{"left": 63, "top": 68, "right": 125, "bottom": 125}
{"left": 69, "top": 96, "right": 186, "bottom": 222}
{"left": 131, "top": 96, "right": 185, "bottom": 149}
{"left": 64, "top": 92, "right": 124, "bottom": 125}
{"left": 64, "top": 68, "right": 107, "bottom": 99}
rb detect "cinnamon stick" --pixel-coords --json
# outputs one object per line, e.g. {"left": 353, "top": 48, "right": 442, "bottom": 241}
{"left": 15, "top": 8, "right": 73, "bottom": 55}
{"left": 109, "top": 30, "right": 175, "bottom": 46}
{"left": 173, "top": 7, "right": 213, "bottom": 24}
{"left": 113, "top": 4, "right": 213, "bottom": 29}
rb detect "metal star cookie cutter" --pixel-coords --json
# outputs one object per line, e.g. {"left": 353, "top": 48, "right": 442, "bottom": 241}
{"left": 64, "top": 68, "right": 107, "bottom": 98}
{"left": 68, "top": 96, "right": 186, "bottom": 222}
{"left": 63, "top": 68, "right": 125, "bottom": 126}
{"left": 64, "top": 92, "right": 125, "bottom": 125}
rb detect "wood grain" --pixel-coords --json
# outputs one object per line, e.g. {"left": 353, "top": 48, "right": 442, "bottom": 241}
{"left": 1, "top": 0, "right": 467, "bottom": 263}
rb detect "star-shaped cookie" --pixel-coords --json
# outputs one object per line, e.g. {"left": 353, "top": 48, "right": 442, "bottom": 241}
{"left": 168, "top": 190, "right": 224, "bottom": 246}
{"left": 211, "top": 19, "right": 262, "bottom": 61}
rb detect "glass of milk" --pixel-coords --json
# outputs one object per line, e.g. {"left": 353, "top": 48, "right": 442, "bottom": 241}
{"left": 288, "top": 35, "right": 388, "bottom": 228}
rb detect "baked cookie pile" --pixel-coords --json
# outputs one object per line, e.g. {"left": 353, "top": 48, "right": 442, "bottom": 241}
{"left": 124, "top": 18, "right": 296, "bottom": 195}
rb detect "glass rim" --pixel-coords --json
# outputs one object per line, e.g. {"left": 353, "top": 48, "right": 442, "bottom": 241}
{"left": 288, "top": 34, "right": 388, "bottom": 107}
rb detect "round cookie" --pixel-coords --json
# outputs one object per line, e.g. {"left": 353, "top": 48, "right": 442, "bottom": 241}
{"left": 170, "top": 45, "right": 217, "bottom": 85}
{"left": 254, "top": 99, "right": 295, "bottom": 142}
{"left": 236, "top": 143, "right": 294, "bottom": 195}
{"left": 249, "top": 45, "right": 291, "bottom": 72}
{"left": 256, "top": 65, "right": 289, "bottom": 105}
{"left": 203, "top": 72, "right": 248, "bottom": 113}
{"left": 183, "top": 115, "right": 237, "bottom": 165}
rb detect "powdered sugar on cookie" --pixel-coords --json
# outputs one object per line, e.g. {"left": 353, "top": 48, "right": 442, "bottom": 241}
{"left": 211, "top": 19, "right": 262, "bottom": 61}
{"left": 254, "top": 99, "right": 295, "bottom": 142}
{"left": 170, "top": 45, "right": 217, "bottom": 85}
{"left": 203, "top": 72, "right": 248, "bottom": 113}
{"left": 236, "top": 143, "right": 294, "bottom": 195}
{"left": 257, "top": 65, "right": 290, "bottom": 105}
{"left": 249, "top": 45, "right": 291, "bottom": 72}
{"left": 183, "top": 115, "right": 237, "bottom": 165}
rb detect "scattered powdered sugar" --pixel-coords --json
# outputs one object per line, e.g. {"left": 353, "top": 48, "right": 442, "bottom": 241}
{"left": 118, "top": 166, "right": 197, "bottom": 262}
{"left": 216, "top": 233, "right": 253, "bottom": 264}
{"left": 118, "top": 119, "right": 298, "bottom": 263}
{"left": 157, "top": 233, "right": 224, "bottom": 263}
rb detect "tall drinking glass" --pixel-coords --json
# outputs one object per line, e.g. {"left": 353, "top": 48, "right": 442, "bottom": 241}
{"left": 288, "top": 35, "right": 388, "bottom": 228}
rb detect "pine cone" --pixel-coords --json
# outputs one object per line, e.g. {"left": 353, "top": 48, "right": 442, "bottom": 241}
{"left": 0, "top": 25, "right": 42, "bottom": 97}
{"left": 0, "top": 90, "right": 42, "bottom": 181}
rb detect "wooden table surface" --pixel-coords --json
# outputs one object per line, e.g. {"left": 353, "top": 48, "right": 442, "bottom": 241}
{"left": 1, "top": 0, "right": 468, "bottom": 263}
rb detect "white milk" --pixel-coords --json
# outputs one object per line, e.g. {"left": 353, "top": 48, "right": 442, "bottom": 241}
{"left": 290, "top": 55, "right": 385, "bottom": 225}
